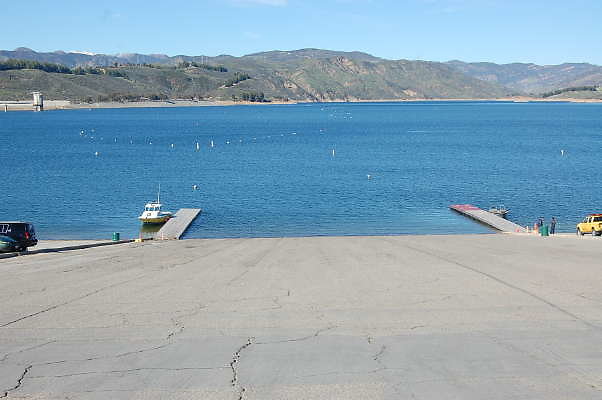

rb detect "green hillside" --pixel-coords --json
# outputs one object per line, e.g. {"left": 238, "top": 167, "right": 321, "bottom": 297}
{"left": 544, "top": 87, "right": 602, "bottom": 100}
{"left": 0, "top": 51, "right": 514, "bottom": 102}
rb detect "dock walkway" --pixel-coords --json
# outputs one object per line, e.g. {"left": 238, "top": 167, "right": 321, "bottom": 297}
{"left": 450, "top": 204, "right": 526, "bottom": 233}
{"left": 155, "top": 208, "right": 201, "bottom": 240}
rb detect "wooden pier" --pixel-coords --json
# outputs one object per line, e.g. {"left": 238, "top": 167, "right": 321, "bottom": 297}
{"left": 450, "top": 204, "right": 526, "bottom": 233}
{"left": 155, "top": 208, "right": 202, "bottom": 240}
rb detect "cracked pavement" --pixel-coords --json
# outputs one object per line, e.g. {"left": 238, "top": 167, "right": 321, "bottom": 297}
{"left": 1, "top": 234, "right": 602, "bottom": 399}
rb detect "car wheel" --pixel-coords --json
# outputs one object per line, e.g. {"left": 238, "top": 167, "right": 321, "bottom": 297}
{"left": 594, "top": 230, "right": 600, "bottom": 237}
{"left": 577, "top": 228, "right": 583, "bottom": 236}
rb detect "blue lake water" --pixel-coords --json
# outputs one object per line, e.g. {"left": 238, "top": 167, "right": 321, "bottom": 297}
{"left": 1, "top": 101, "right": 601, "bottom": 239}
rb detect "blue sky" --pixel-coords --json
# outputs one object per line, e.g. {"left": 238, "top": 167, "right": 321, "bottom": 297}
{"left": 4, "top": 0, "right": 601, "bottom": 65}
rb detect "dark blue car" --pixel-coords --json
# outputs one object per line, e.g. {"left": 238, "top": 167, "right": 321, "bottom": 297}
{"left": 0, "top": 222, "right": 38, "bottom": 252}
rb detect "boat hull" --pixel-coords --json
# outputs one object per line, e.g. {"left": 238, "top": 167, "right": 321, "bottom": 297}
{"left": 139, "top": 216, "right": 171, "bottom": 224}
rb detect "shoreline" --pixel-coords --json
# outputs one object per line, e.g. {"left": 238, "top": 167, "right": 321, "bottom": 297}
{"left": 14, "top": 231, "right": 581, "bottom": 245}
{"left": 1, "top": 96, "right": 601, "bottom": 112}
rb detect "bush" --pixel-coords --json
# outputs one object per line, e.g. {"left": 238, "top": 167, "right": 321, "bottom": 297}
{"left": 0, "top": 59, "right": 128, "bottom": 78}
{"left": 224, "top": 72, "right": 251, "bottom": 87}
{"left": 0, "top": 59, "right": 71, "bottom": 73}
{"left": 541, "top": 85, "right": 599, "bottom": 98}
{"left": 240, "top": 91, "right": 268, "bottom": 102}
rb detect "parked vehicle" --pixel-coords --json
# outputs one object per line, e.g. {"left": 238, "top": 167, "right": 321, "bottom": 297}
{"left": 0, "top": 222, "right": 38, "bottom": 252}
{"left": 576, "top": 214, "right": 602, "bottom": 236}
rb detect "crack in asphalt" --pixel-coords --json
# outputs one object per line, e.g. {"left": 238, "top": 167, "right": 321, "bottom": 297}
{"left": 230, "top": 337, "right": 254, "bottom": 400}
{"left": 1, "top": 364, "right": 31, "bottom": 398}
{"left": 0, "top": 314, "right": 196, "bottom": 397}
{"left": 0, "top": 341, "right": 56, "bottom": 363}
{"left": 255, "top": 325, "right": 337, "bottom": 345}
{"left": 0, "top": 239, "right": 274, "bottom": 397}
{"left": 0, "top": 300, "right": 206, "bottom": 397}
{"left": 367, "top": 337, "right": 388, "bottom": 376}
{"left": 224, "top": 325, "right": 338, "bottom": 396}
{"left": 2, "top": 238, "right": 243, "bottom": 329}
{"left": 226, "top": 238, "right": 284, "bottom": 288}
{"left": 382, "top": 238, "right": 600, "bottom": 330}
{"left": 373, "top": 345, "right": 386, "bottom": 363}
{"left": 166, "top": 318, "right": 185, "bottom": 341}
{"left": 27, "top": 366, "right": 229, "bottom": 379}
{"left": 226, "top": 269, "right": 250, "bottom": 287}
{"left": 0, "top": 274, "right": 148, "bottom": 328}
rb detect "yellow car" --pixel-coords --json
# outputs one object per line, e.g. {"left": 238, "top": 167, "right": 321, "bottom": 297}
{"left": 576, "top": 214, "right": 602, "bottom": 236}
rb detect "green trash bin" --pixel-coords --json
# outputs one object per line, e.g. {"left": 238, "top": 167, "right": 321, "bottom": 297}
{"left": 112, "top": 232, "right": 120, "bottom": 241}
{"left": 540, "top": 225, "right": 549, "bottom": 237}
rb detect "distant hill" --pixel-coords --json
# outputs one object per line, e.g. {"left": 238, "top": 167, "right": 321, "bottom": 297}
{"left": 446, "top": 60, "right": 602, "bottom": 94}
{"left": 3, "top": 48, "right": 601, "bottom": 100}
{"left": 204, "top": 51, "right": 512, "bottom": 101}
{"left": 0, "top": 48, "right": 384, "bottom": 68}
{"left": 0, "top": 47, "right": 171, "bottom": 68}
{"left": 242, "top": 49, "right": 383, "bottom": 63}
{"left": 0, "top": 48, "right": 514, "bottom": 102}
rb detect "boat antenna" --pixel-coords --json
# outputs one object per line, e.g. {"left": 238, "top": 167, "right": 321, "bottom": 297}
{"left": 157, "top": 184, "right": 161, "bottom": 204}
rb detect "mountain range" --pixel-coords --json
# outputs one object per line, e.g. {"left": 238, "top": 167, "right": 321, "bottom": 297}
{"left": 446, "top": 60, "right": 602, "bottom": 94}
{"left": 1, "top": 47, "right": 601, "bottom": 102}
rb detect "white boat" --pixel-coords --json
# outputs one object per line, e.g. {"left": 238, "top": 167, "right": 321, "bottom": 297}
{"left": 489, "top": 205, "right": 509, "bottom": 218}
{"left": 138, "top": 188, "right": 172, "bottom": 224}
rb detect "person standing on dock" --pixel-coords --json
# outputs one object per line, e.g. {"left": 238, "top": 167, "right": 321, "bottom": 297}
{"left": 550, "top": 217, "right": 557, "bottom": 235}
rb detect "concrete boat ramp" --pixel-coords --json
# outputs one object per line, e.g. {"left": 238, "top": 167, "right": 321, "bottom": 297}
{"left": 2, "top": 234, "right": 602, "bottom": 399}
{"left": 450, "top": 204, "right": 527, "bottom": 233}
{"left": 154, "top": 208, "right": 201, "bottom": 240}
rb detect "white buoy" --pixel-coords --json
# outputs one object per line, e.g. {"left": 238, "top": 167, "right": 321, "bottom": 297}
{"left": 196, "top": 142, "right": 200, "bottom": 151}
{"left": 367, "top": 174, "right": 372, "bottom": 180}
{"left": 332, "top": 149, "right": 336, "bottom": 157}
{"left": 560, "top": 149, "right": 565, "bottom": 156}
{"left": 210, "top": 140, "right": 214, "bottom": 148}
{"left": 94, "top": 151, "right": 99, "bottom": 156}
{"left": 192, "top": 184, "right": 198, "bottom": 190}
{"left": 226, "top": 140, "right": 230, "bottom": 144}
{"left": 171, "top": 143, "right": 175, "bottom": 148}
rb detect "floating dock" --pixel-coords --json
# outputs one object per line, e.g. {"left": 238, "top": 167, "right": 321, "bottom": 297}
{"left": 450, "top": 204, "right": 526, "bottom": 233}
{"left": 155, "top": 208, "right": 201, "bottom": 240}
